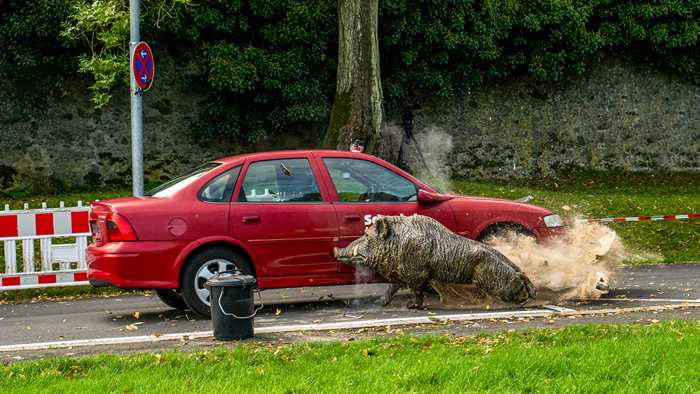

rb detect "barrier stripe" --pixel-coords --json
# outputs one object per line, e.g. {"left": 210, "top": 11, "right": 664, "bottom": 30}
{"left": 35, "top": 213, "right": 53, "bottom": 235}
{"left": 0, "top": 215, "right": 17, "bottom": 237}
{"left": 582, "top": 213, "right": 699, "bottom": 224}
{"left": 0, "top": 271, "right": 88, "bottom": 289}
{"left": 0, "top": 209, "right": 89, "bottom": 240}
{"left": 71, "top": 211, "right": 90, "bottom": 233}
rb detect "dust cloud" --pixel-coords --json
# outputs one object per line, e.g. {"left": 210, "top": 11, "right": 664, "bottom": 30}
{"left": 414, "top": 126, "right": 454, "bottom": 193}
{"left": 433, "top": 221, "right": 627, "bottom": 306}
{"left": 488, "top": 220, "right": 626, "bottom": 301}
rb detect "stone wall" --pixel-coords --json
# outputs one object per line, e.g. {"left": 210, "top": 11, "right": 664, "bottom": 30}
{"left": 0, "top": 58, "right": 697, "bottom": 193}
{"left": 414, "top": 60, "right": 699, "bottom": 180}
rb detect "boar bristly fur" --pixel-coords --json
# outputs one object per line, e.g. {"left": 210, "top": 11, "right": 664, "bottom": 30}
{"left": 334, "top": 215, "right": 536, "bottom": 308}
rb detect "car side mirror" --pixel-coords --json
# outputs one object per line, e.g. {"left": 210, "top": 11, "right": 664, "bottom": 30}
{"left": 417, "top": 189, "right": 453, "bottom": 204}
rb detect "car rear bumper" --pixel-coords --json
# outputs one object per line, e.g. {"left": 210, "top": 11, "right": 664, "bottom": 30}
{"left": 87, "top": 241, "right": 186, "bottom": 289}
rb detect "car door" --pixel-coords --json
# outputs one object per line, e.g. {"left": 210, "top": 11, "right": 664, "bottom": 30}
{"left": 318, "top": 156, "right": 455, "bottom": 273}
{"left": 229, "top": 156, "right": 339, "bottom": 277}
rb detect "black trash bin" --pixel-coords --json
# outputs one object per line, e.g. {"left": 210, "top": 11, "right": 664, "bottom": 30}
{"left": 206, "top": 270, "right": 260, "bottom": 340}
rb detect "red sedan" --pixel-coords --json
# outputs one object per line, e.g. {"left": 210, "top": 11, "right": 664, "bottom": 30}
{"left": 87, "top": 150, "right": 563, "bottom": 316}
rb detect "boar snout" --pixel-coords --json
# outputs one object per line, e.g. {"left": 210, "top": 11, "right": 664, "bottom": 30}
{"left": 334, "top": 242, "right": 368, "bottom": 266}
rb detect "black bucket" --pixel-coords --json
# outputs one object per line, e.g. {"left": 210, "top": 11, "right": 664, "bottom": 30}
{"left": 205, "top": 270, "right": 261, "bottom": 341}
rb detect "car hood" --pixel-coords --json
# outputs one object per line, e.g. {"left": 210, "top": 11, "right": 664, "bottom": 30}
{"left": 447, "top": 194, "right": 553, "bottom": 216}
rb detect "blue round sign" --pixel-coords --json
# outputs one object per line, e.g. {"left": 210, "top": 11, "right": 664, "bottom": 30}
{"left": 132, "top": 41, "right": 155, "bottom": 91}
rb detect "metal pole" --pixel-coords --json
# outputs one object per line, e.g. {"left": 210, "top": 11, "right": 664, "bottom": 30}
{"left": 129, "top": 0, "right": 144, "bottom": 196}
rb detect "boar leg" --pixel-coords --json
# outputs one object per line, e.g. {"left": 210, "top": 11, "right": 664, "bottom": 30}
{"left": 406, "top": 288, "right": 424, "bottom": 309}
{"left": 383, "top": 283, "right": 402, "bottom": 306}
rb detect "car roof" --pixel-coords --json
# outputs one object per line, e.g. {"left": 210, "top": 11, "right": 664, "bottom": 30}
{"left": 213, "top": 149, "right": 375, "bottom": 165}
{"left": 212, "top": 149, "right": 436, "bottom": 192}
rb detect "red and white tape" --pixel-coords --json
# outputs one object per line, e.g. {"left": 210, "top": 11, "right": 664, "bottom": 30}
{"left": 580, "top": 213, "right": 700, "bottom": 224}
{"left": 0, "top": 209, "right": 89, "bottom": 239}
{"left": 1, "top": 271, "right": 88, "bottom": 290}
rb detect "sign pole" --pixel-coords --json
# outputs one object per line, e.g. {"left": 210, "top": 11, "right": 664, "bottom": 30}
{"left": 129, "top": 0, "right": 144, "bottom": 197}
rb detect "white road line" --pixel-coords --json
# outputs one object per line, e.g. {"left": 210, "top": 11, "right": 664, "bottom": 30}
{"left": 542, "top": 305, "right": 577, "bottom": 313}
{"left": 0, "top": 308, "right": 556, "bottom": 353}
{"left": 596, "top": 298, "right": 700, "bottom": 303}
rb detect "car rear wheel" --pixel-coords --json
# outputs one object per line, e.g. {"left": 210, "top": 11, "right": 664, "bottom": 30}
{"left": 155, "top": 289, "right": 188, "bottom": 311}
{"left": 181, "top": 247, "right": 254, "bottom": 318}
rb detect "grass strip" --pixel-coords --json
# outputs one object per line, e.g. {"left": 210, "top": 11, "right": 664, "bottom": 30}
{"left": 2, "top": 321, "right": 700, "bottom": 393}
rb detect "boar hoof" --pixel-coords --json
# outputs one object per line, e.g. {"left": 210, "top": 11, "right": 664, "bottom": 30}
{"left": 382, "top": 283, "right": 402, "bottom": 306}
{"left": 407, "top": 290, "right": 424, "bottom": 309}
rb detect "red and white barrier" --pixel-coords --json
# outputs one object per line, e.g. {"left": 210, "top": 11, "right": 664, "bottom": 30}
{"left": 581, "top": 213, "right": 700, "bottom": 224}
{"left": 0, "top": 202, "right": 90, "bottom": 291}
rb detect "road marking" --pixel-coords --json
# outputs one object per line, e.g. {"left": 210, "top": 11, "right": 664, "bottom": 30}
{"left": 0, "top": 308, "right": 557, "bottom": 353}
{"left": 542, "top": 305, "right": 577, "bottom": 313}
{"left": 595, "top": 298, "right": 700, "bottom": 303}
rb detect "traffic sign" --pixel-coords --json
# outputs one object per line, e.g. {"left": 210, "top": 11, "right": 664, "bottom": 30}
{"left": 132, "top": 41, "right": 155, "bottom": 91}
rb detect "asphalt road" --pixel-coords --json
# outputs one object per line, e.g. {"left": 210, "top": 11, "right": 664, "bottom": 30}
{"left": 1, "top": 264, "right": 699, "bottom": 355}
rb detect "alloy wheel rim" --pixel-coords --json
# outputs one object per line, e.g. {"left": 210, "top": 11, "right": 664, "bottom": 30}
{"left": 194, "top": 258, "right": 237, "bottom": 307}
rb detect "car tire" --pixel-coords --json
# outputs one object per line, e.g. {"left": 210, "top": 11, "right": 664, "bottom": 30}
{"left": 155, "top": 289, "right": 188, "bottom": 311}
{"left": 181, "top": 247, "right": 254, "bottom": 318}
{"left": 477, "top": 223, "right": 535, "bottom": 245}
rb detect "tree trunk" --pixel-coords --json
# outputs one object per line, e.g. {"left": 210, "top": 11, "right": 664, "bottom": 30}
{"left": 323, "top": 0, "right": 385, "bottom": 156}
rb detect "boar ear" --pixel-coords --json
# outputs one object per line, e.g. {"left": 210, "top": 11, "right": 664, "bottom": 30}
{"left": 374, "top": 217, "right": 392, "bottom": 239}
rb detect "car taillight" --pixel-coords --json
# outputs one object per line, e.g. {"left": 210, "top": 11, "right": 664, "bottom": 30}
{"left": 104, "top": 212, "right": 138, "bottom": 242}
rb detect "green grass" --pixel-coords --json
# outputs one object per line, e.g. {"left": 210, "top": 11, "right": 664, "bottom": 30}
{"left": 1, "top": 190, "right": 129, "bottom": 210}
{"left": 0, "top": 286, "right": 138, "bottom": 304}
{"left": 450, "top": 172, "right": 700, "bottom": 264}
{"left": 3, "top": 321, "right": 700, "bottom": 392}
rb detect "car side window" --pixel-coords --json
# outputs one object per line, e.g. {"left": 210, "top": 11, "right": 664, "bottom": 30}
{"left": 323, "top": 158, "right": 417, "bottom": 202}
{"left": 238, "top": 159, "right": 322, "bottom": 203}
{"left": 199, "top": 166, "right": 241, "bottom": 202}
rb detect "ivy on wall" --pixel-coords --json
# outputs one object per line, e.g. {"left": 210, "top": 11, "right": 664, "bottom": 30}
{"left": 2, "top": 0, "right": 699, "bottom": 141}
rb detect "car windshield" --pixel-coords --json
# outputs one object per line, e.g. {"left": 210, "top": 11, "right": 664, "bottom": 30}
{"left": 145, "top": 163, "right": 221, "bottom": 197}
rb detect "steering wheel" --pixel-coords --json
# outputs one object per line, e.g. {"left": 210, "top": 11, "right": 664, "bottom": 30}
{"left": 401, "top": 192, "right": 417, "bottom": 202}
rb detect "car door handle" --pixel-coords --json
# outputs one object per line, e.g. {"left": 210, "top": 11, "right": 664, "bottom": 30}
{"left": 344, "top": 215, "right": 361, "bottom": 222}
{"left": 242, "top": 215, "right": 260, "bottom": 223}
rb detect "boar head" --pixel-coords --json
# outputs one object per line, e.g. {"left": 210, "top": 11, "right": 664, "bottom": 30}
{"left": 333, "top": 216, "right": 394, "bottom": 268}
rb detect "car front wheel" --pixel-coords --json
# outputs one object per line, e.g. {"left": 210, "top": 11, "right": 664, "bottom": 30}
{"left": 181, "top": 247, "right": 254, "bottom": 318}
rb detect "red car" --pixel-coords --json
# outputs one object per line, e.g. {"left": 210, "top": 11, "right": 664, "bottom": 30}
{"left": 87, "top": 150, "right": 563, "bottom": 316}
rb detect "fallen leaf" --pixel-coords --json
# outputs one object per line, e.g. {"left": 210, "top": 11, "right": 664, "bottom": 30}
{"left": 275, "top": 308, "right": 282, "bottom": 316}
{"left": 133, "top": 311, "right": 141, "bottom": 320}
{"left": 126, "top": 324, "right": 139, "bottom": 331}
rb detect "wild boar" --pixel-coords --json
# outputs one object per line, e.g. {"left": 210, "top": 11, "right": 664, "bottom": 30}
{"left": 334, "top": 214, "right": 536, "bottom": 308}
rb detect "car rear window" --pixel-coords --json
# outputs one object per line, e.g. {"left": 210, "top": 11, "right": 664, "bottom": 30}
{"left": 238, "top": 159, "right": 321, "bottom": 202}
{"left": 146, "top": 163, "right": 221, "bottom": 197}
{"left": 199, "top": 166, "right": 241, "bottom": 202}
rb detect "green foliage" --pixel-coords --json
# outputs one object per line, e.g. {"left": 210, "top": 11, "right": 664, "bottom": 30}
{"left": 180, "top": 0, "right": 337, "bottom": 142}
{"left": 62, "top": 0, "right": 130, "bottom": 107}
{"left": 3, "top": 0, "right": 699, "bottom": 141}
{"left": 0, "top": 1, "right": 76, "bottom": 79}
{"left": 380, "top": 0, "right": 700, "bottom": 109}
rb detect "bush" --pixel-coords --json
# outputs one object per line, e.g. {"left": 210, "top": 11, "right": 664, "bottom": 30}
{"left": 380, "top": 0, "right": 700, "bottom": 109}
{"left": 0, "top": 0, "right": 77, "bottom": 80}
{"left": 3, "top": 0, "right": 699, "bottom": 142}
